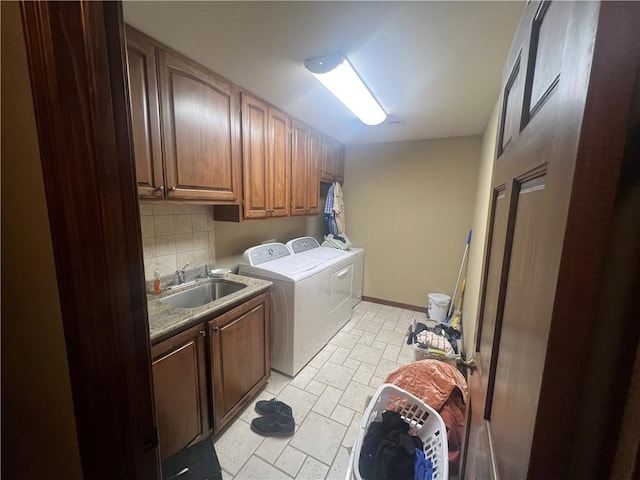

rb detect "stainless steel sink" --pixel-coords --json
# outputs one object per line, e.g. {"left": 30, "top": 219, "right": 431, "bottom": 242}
{"left": 159, "top": 279, "right": 246, "bottom": 308}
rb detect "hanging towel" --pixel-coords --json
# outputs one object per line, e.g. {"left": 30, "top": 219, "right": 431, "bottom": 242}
{"left": 324, "top": 183, "right": 338, "bottom": 236}
{"left": 333, "top": 181, "right": 346, "bottom": 234}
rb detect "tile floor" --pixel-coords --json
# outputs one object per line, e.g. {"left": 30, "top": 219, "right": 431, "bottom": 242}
{"left": 214, "top": 300, "right": 426, "bottom": 480}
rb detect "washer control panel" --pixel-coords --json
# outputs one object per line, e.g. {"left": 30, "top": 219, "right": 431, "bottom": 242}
{"left": 243, "top": 243, "right": 291, "bottom": 266}
{"left": 288, "top": 236, "right": 321, "bottom": 254}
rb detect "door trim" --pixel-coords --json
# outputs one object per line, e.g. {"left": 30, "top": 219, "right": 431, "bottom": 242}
{"left": 20, "top": 2, "right": 160, "bottom": 478}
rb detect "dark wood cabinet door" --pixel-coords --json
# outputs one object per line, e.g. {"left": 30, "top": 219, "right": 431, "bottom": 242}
{"left": 209, "top": 293, "right": 270, "bottom": 434}
{"left": 241, "top": 93, "right": 269, "bottom": 218}
{"left": 307, "top": 130, "right": 321, "bottom": 215}
{"left": 125, "top": 26, "right": 164, "bottom": 198}
{"left": 151, "top": 324, "right": 209, "bottom": 459}
{"left": 268, "top": 106, "right": 291, "bottom": 218}
{"left": 321, "top": 137, "right": 345, "bottom": 184}
{"left": 157, "top": 49, "right": 240, "bottom": 201}
{"left": 290, "top": 120, "right": 310, "bottom": 216}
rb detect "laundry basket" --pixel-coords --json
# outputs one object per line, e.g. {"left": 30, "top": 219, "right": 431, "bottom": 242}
{"left": 345, "top": 383, "right": 448, "bottom": 480}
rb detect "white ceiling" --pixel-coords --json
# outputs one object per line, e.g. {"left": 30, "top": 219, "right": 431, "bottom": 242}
{"left": 123, "top": 1, "right": 523, "bottom": 145}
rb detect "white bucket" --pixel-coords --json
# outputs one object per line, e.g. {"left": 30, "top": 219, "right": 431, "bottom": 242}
{"left": 427, "top": 293, "right": 451, "bottom": 322}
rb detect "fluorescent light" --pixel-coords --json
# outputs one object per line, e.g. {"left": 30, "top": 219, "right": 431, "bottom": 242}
{"left": 305, "top": 54, "right": 386, "bottom": 126}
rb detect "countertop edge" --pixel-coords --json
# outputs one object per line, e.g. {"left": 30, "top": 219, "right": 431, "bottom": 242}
{"left": 147, "top": 274, "right": 272, "bottom": 345}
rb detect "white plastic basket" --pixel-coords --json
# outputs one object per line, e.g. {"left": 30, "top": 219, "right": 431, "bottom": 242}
{"left": 347, "top": 383, "right": 448, "bottom": 480}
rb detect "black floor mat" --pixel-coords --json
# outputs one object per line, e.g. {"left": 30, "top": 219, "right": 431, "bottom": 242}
{"left": 161, "top": 438, "right": 222, "bottom": 480}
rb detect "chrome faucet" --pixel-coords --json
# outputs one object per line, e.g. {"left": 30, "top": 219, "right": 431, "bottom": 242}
{"left": 175, "top": 262, "right": 191, "bottom": 284}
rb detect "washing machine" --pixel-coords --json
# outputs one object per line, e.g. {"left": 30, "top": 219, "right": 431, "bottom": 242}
{"left": 239, "top": 242, "right": 331, "bottom": 377}
{"left": 286, "top": 236, "right": 365, "bottom": 310}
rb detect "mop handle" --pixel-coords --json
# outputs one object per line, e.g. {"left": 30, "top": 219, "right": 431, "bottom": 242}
{"left": 448, "top": 230, "right": 472, "bottom": 318}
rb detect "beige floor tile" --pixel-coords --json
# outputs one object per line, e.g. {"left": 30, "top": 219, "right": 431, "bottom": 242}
{"left": 371, "top": 340, "right": 387, "bottom": 350}
{"left": 289, "top": 364, "right": 318, "bottom": 390}
{"left": 352, "top": 362, "right": 376, "bottom": 386}
{"left": 313, "top": 362, "right": 355, "bottom": 390}
{"left": 398, "top": 353, "right": 415, "bottom": 365}
{"left": 341, "top": 411, "right": 363, "bottom": 449}
{"left": 277, "top": 384, "right": 318, "bottom": 425}
{"left": 254, "top": 434, "right": 292, "bottom": 464}
{"left": 369, "top": 376, "right": 385, "bottom": 389}
{"left": 330, "top": 404, "right": 355, "bottom": 426}
{"left": 348, "top": 343, "right": 383, "bottom": 366}
{"left": 309, "top": 349, "right": 332, "bottom": 369}
{"left": 381, "top": 319, "right": 399, "bottom": 331}
{"left": 382, "top": 344, "right": 400, "bottom": 362}
{"left": 341, "top": 357, "right": 361, "bottom": 370}
{"left": 297, "top": 456, "right": 329, "bottom": 480}
{"left": 221, "top": 470, "right": 233, "bottom": 480}
{"left": 358, "top": 331, "right": 377, "bottom": 346}
{"left": 312, "top": 385, "right": 344, "bottom": 417}
{"left": 305, "top": 379, "right": 327, "bottom": 396}
{"left": 323, "top": 343, "right": 338, "bottom": 353}
{"left": 328, "top": 346, "right": 352, "bottom": 365}
{"left": 265, "top": 371, "right": 290, "bottom": 396}
{"left": 326, "top": 446, "right": 351, "bottom": 480}
{"left": 374, "top": 358, "right": 402, "bottom": 378}
{"left": 234, "top": 455, "right": 291, "bottom": 479}
{"left": 290, "top": 412, "right": 347, "bottom": 465}
{"left": 339, "top": 381, "right": 376, "bottom": 413}
{"left": 213, "top": 420, "right": 265, "bottom": 475}
{"left": 374, "top": 329, "right": 405, "bottom": 346}
{"left": 329, "top": 331, "right": 361, "bottom": 349}
{"left": 349, "top": 327, "right": 364, "bottom": 337}
{"left": 354, "top": 319, "right": 382, "bottom": 334}
{"left": 274, "top": 445, "right": 306, "bottom": 477}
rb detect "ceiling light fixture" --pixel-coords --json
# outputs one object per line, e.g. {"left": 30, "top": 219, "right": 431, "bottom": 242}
{"left": 304, "top": 53, "right": 386, "bottom": 126}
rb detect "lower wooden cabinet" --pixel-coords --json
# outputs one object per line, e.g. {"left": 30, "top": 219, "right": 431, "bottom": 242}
{"left": 209, "top": 292, "right": 270, "bottom": 433}
{"left": 151, "top": 292, "right": 271, "bottom": 456}
{"left": 151, "top": 324, "right": 210, "bottom": 459}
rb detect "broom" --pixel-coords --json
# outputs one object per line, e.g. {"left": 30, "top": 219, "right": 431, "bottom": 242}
{"left": 448, "top": 230, "right": 472, "bottom": 323}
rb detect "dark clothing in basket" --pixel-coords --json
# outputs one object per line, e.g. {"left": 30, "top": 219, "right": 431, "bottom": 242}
{"left": 358, "top": 410, "right": 423, "bottom": 480}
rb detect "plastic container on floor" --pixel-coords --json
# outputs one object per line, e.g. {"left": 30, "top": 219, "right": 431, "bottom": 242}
{"left": 346, "top": 383, "right": 448, "bottom": 480}
{"left": 427, "top": 293, "right": 451, "bottom": 322}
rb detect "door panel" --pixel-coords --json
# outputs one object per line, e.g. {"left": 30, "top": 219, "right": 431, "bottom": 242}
{"left": 490, "top": 174, "right": 548, "bottom": 479}
{"left": 462, "top": 2, "right": 639, "bottom": 478}
{"left": 158, "top": 50, "right": 239, "bottom": 200}
{"left": 125, "top": 27, "right": 163, "bottom": 198}
{"left": 268, "top": 107, "right": 290, "bottom": 217}
{"left": 242, "top": 94, "right": 268, "bottom": 218}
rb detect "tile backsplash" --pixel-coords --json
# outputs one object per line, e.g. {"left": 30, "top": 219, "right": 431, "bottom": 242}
{"left": 139, "top": 203, "right": 216, "bottom": 284}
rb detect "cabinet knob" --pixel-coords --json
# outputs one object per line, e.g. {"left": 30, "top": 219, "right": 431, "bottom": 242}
{"left": 212, "top": 327, "right": 219, "bottom": 333}
{"left": 156, "top": 185, "right": 165, "bottom": 192}
{"left": 169, "top": 186, "right": 177, "bottom": 192}
{"left": 199, "top": 330, "right": 205, "bottom": 336}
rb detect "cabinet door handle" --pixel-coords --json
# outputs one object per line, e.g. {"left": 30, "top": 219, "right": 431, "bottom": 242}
{"left": 199, "top": 330, "right": 205, "bottom": 336}
{"left": 169, "top": 186, "right": 177, "bottom": 192}
{"left": 211, "top": 327, "right": 219, "bottom": 333}
{"left": 156, "top": 185, "right": 165, "bottom": 192}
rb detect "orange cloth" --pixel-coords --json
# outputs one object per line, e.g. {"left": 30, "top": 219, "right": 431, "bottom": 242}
{"left": 384, "top": 359, "right": 468, "bottom": 475}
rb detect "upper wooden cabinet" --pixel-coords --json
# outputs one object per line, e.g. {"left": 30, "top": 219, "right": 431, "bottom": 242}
{"left": 125, "top": 27, "right": 164, "bottom": 198}
{"left": 125, "top": 26, "right": 241, "bottom": 203}
{"left": 291, "top": 121, "right": 320, "bottom": 216}
{"left": 320, "top": 137, "right": 345, "bottom": 184}
{"left": 240, "top": 93, "right": 290, "bottom": 219}
{"left": 157, "top": 50, "right": 241, "bottom": 201}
